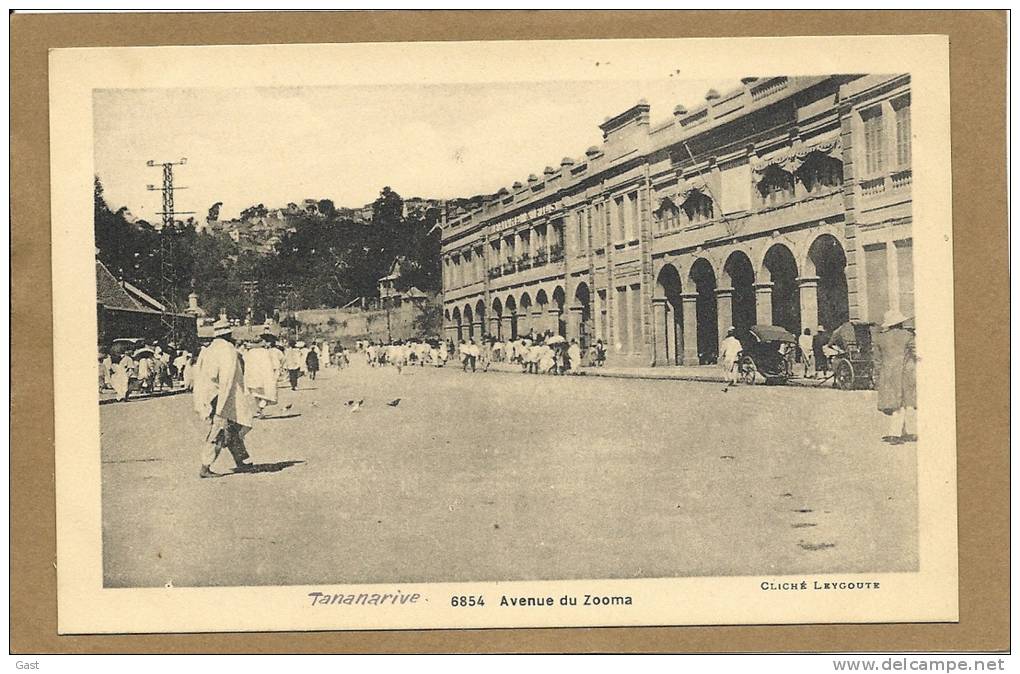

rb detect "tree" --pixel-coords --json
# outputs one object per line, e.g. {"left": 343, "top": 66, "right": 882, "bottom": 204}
{"left": 94, "top": 179, "right": 444, "bottom": 320}
{"left": 317, "top": 199, "right": 335, "bottom": 218}
{"left": 207, "top": 202, "right": 223, "bottom": 221}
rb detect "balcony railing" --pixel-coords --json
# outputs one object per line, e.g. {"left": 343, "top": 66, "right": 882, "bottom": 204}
{"left": 488, "top": 267, "right": 502, "bottom": 279}
{"left": 860, "top": 176, "right": 886, "bottom": 196}
{"left": 549, "top": 245, "right": 564, "bottom": 262}
{"left": 534, "top": 250, "right": 548, "bottom": 266}
{"left": 891, "top": 169, "right": 912, "bottom": 190}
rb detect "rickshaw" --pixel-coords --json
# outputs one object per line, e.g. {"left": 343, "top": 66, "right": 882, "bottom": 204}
{"left": 736, "top": 324, "right": 798, "bottom": 385}
{"left": 827, "top": 319, "right": 881, "bottom": 390}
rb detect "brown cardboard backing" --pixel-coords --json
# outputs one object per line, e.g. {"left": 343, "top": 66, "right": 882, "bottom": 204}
{"left": 10, "top": 10, "right": 1008, "bottom": 653}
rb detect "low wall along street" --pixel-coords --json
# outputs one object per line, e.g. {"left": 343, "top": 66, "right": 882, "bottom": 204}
{"left": 294, "top": 300, "right": 435, "bottom": 344}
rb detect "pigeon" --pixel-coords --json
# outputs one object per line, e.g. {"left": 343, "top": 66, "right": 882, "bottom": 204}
{"left": 344, "top": 400, "right": 355, "bottom": 407}
{"left": 387, "top": 398, "right": 401, "bottom": 407}
{"left": 311, "top": 401, "right": 319, "bottom": 408}
{"left": 283, "top": 403, "right": 292, "bottom": 411}
{"left": 349, "top": 399, "right": 364, "bottom": 413}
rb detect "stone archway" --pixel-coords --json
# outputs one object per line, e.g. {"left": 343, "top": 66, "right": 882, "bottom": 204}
{"left": 451, "top": 307, "right": 463, "bottom": 342}
{"left": 689, "top": 258, "right": 719, "bottom": 364}
{"left": 535, "top": 289, "right": 550, "bottom": 336}
{"left": 519, "top": 293, "right": 533, "bottom": 337}
{"left": 475, "top": 300, "right": 486, "bottom": 339}
{"left": 505, "top": 296, "right": 519, "bottom": 340}
{"left": 463, "top": 304, "right": 474, "bottom": 340}
{"left": 572, "top": 282, "right": 593, "bottom": 348}
{"left": 723, "top": 250, "right": 757, "bottom": 333}
{"left": 653, "top": 264, "right": 684, "bottom": 365}
{"left": 763, "top": 243, "right": 801, "bottom": 334}
{"left": 491, "top": 297, "right": 504, "bottom": 339}
{"left": 806, "top": 234, "right": 850, "bottom": 332}
{"left": 552, "top": 286, "right": 567, "bottom": 337}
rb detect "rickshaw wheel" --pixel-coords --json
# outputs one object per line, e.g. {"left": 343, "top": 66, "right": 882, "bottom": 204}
{"left": 834, "top": 360, "right": 855, "bottom": 390}
{"left": 739, "top": 356, "right": 757, "bottom": 385}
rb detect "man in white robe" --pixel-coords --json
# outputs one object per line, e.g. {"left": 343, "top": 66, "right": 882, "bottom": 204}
{"left": 719, "top": 327, "right": 744, "bottom": 390}
{"left": 192, "top": 321, "right": 256, "bottom": 478}
{"left": 319, "top": 341, "right": 330, "bottom": 370}
{"left": 244, "top": 335, "right": 280, "bottom": 417}
{"left": 111, "top": 353, "right": 134, "bottom": 401}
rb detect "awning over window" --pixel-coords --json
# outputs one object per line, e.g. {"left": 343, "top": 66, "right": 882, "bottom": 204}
{"left": 751, "top": 128, "right": 842, "bottom": 179}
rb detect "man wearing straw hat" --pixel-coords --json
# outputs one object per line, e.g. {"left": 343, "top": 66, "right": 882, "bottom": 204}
{"left": 873, "top": 308, "right": 917, "bottom": 444}
{"left": 192, "top": 318, "right": 257, "bottom": 478}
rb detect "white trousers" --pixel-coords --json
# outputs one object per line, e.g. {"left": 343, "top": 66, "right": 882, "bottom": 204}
{"left": 886, "top": 407, "right": 917, "bottom": 437}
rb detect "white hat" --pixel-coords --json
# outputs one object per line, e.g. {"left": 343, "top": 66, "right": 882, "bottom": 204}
{"left": 212, "top": 318, "right": 232, "bottom": 337}
{"left": 882, "top": 309, "right": 907, "bottom": 328}
{"left": 295, "top": 340, "right": 306, "bottom": 348}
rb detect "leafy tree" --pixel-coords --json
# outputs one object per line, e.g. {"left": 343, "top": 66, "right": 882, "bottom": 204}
{"left": 317, "top": 199, "right": 335, "bottom": 218}
{"left": 94, "top": 180, "right": 443, "bottom": 321}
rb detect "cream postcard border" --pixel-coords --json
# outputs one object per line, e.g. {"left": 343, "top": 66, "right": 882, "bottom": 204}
{"left": 50, "top": 35, "right": 957, "bottom": 634}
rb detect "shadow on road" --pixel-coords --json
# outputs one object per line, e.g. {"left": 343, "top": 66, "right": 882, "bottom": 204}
{"left": 236, "top": 460, "right": 305, "bottom": 475}
{"left": 99, "top": 388, "right": 189, "bottom": 405}
{"left": 261, "top": 413, "right": 302, "bottom": 420}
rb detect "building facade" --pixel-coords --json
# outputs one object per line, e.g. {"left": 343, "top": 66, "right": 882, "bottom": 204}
{"left": 441, "top": 75, "right": 913, "bottom": 366}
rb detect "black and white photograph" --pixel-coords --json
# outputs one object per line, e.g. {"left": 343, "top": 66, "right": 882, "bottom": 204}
{"left": 49, "top": 35, "right": 957, "bottom": 633}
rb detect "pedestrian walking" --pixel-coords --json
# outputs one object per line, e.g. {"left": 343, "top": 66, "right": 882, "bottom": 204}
{"left": 812, "top": 325, "right": 830, "bottom": 379}
{"left": 719, "top": 327, "right": 743, "bottom": 390}
{"left": 320, "top": 341, "right": 331, "bottom": 370}
{"left": 244, "top": 334, "right": 280, "bottom": 418}
{"left": 873, "top": 310, "right": 917, "bottom": 444}
{"left": 306, "top": 345, "right": 320, "bottom": 381}
{"left": 110, "top": 352, "right": 134, "bottom": 401}
{"left": 798, "top": 328, "right": 815, "bottom": 378}
{"left": 462, "top": 339, "right": 478, "bottom": 372}
{"left": 98, "top": 351, "right": 113, "bottom": 392}
{"left": 567, "top": 339, "right": 581, "bottom": 374}
{"left": 283, "top": 340, "right": 304, "bottom": 390}
{"left": 192, "top": 319, "right": 257, "bottom": 478}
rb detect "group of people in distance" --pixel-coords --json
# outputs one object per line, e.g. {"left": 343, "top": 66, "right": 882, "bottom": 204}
{"left": 355, "top": 331, "right": 607, "bottom": 377}
{"left": 363, "top": 339, "right": 450, "bottom": 373}
{"left": 98, "top": 342, "right": 199, "bottom": 402}
{"left": 456, "top": 330, "right": 600, "bottom": 376}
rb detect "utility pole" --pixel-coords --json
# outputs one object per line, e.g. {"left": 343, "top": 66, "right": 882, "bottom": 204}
{"left": 147, "top": 158, "right": 195, "bottom": 343}
{"left": 241, "top": 279, "right": 259, "bottom": 326}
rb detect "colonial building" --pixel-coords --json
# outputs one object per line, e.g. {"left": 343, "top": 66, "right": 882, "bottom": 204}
{"left": 441, "top": 75, "right": 912, "bottom": 366}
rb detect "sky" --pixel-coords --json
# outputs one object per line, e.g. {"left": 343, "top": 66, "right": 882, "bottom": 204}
{"left": 93, "top": 77, "right": 740, "bottom": 221}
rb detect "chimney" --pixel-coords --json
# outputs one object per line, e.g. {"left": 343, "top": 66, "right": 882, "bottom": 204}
{"left": 188, "top": 292, "right": 199, "bottom": 311}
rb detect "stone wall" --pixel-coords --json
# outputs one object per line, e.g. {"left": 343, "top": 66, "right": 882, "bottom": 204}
{"left": 294, "top": 299, "right": 437, "bottom": 344}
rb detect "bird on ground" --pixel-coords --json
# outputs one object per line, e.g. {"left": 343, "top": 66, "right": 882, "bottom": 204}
{"left": 387, "top": 398, "right": 401, "bottom": 407}
{"left": 283, "top": 403, "right": 293, "bottom": 411}
{"left": 349, "top": 399, "right": 364, "bottom": 413}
